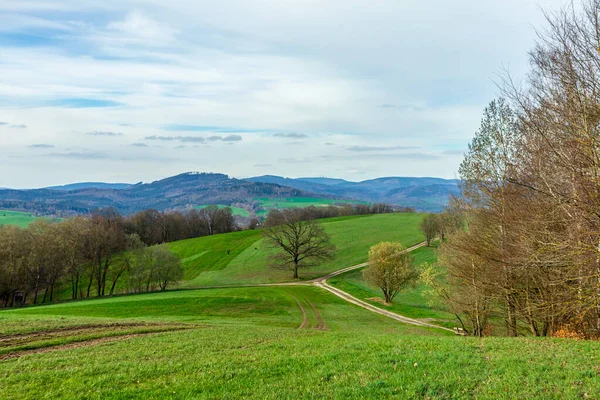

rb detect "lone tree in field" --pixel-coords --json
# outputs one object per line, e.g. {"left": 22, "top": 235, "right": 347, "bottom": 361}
{"left": 420, "top": 213, "right": 439, "bottom": 246}
{"left": 262, "top": 209, "right": 335, "bottom": 279}
{"left": 363, "top": 242, "right": 418, "bottom": 304}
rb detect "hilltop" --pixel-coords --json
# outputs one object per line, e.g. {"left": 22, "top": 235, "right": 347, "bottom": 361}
{"left": 0, "top": 173, "right": 316, "bottom": 216}
{"left": 0, "top": 173, "right": 457, "bottom": 217}
{"left": 245, "top": 175, "right": 459, "bottom": 211}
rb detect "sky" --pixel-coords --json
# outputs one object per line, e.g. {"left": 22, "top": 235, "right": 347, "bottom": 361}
{"left": 0, "top": 0, "right": 565, "bottom": 188}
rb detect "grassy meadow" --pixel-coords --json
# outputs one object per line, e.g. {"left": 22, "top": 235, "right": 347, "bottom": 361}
{"left": 171, "top": 213, "right": 425, "bottom": 286}
{"left": 253, "top": 197, "right": 368, "bottom": 216}
{"left": 195, "top": 204, "right": 250, "bottom": 217}
{"left": 328, "top": 245, "right": 457, "bottom": 329}
{"left": 0, "top": 210, "right": 59, "bottom": 228}
{"left": 2, "top": 284, "right": 600, "bottom": 399}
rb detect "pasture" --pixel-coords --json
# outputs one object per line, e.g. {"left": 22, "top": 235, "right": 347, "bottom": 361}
{"left": 2, "top": 285, "right": 599, "bottom": 399}
{"left": 0, "top": 210, "right": 55, "bottom": 228}
{"left": 172, "top": 213, "right": 425, "bottom": 286}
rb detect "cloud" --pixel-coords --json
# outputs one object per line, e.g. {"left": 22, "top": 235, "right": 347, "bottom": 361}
{"left": 378, "top": 104, "right": 423, "bottom": 111}
{"left": 87, "top": 131, "right": 123, "bottom": 137}
{"left": 254, "top": 163, "right": 272, "bottom": 167}
{"left": 273, "top": 133, "right": 308, "bottom": 139}
{"left": 45, "top": 151, "right": 111, "bottom": 160}
{"left": 47, "top": 98, "right": 122, "bottom": 108}
{"left": 163, "top": 125, "right": 263, "bottom": 133}
{"left": 346, "top": 145, "right": 419, "bottom": 152}
{"left": 0, "top": 122, "right": 8, "bottom": 126}
{"left": 325, "top": 142, "right": 335, "bottom": 146}
{"left": 144, "top": 135, "right": 205, "bottom": 143}
{"left": 145, "top": 134, "right": 242, "bottom": 143}
{"left": 441, "top": 149, "right": 466, "bottom": 156}
{"left": 207, "top": 135, "right": 242, "bottom": 142}
{"left": 129, "top": 142, "right": 148, "bottom": 147}
{"left": 29, "top": 144, "right": 54, "bottom": 149}
{"left": 9, "top": 124, "right": 27, "bottom": 129}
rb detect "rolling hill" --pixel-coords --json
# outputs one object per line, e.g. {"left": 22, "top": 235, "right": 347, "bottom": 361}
{"left": 2, "top": 212, "right": 598, "bottom": 398}
{"left": 0, "top": 173, "right": 321, "bottom": 216}
{"left": 246, "top": 175, "right": 460, "bottom": 211}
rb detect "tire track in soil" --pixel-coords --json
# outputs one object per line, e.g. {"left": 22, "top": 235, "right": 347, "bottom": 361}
{"left": 0, "top": 327, "right": 194, "bottom": 361}
{"left": 307, "top": 300, "right": 328, "bottom": 331}
{"left": 293, "top": 297, "right": 309, "bottom": 329}
{"left": 0, "top": 323, "right": 181, "bottom": 346}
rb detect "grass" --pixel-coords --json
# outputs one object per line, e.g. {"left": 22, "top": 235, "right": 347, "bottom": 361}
{"left": 0, "top": 210, "right": 59, "bottom": 228}
{"left": 1, "top": 285, "right": 600, "bottom": 399}
{"left": 328, "top": 244, "right": 457, "bottom": 329}
{"left": 176, "top": 213, "right": 425, "bottom": 286}
{"left": 254, "top": 197, "right": 367, "bottom": 216}
{"left": 195, "top": 205, "right": 250, "bottom": 217}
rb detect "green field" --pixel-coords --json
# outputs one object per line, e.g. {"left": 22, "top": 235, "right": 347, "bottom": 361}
{"left": 0, "top": 210, "right": 56, "bottom": 228}
{"left": 2, "top": 213, "right": 600, "bottom": 398}
{"left": 254, "top": 197, "right": 367, "bottom": 216}
{"left": 170, "top": 213, "right": 425, "bottom": 287}
{"left": 195, "top": 204, "right": 250, "bottom": 217}
{"left": 329, "top": 245, "right": 457, "bottom": 329}
{"left": 2, "top": 284, "right": 600, "bottom": 399}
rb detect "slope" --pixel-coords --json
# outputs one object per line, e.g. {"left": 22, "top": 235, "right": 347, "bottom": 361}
{"left": 170, "top": 213, "right": 425, "bottom": 287}
{"left": 1, "top": 284, "right": 599, "bottom": 399}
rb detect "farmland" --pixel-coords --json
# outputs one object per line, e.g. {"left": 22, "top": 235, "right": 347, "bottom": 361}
{"left": 171, "top": 213, "right": 424, "bottom": 287}
{"left": 253, "top": 197, "right": 367, "bottom": 216}
{"left": 2, "top": 284, "right": 600, "bottom": 399}
{"left": 195, "top": 204, "right": 250, "bottom": 217}
{"left": 0, "top": 210, "right": 58, "bottom": 228}
{"left": 2, "top": 212, "right": 600, "bottom": 399}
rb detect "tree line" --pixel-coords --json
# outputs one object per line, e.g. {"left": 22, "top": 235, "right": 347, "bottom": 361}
{"left": 0, "top": 206, "right": 230, "bottom": 307}
{"left": 427, "top": 0, "right": 600, "bottom": 339}
{"left": 0, "top": 201, "right": 403, "bottom": 307}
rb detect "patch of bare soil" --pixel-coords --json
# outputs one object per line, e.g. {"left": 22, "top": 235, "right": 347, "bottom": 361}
{"left": 0, "top": 326, "right": 193, "bottom": 361}
{"left": 0, "top": 322, "right": 189, "bottom": 347}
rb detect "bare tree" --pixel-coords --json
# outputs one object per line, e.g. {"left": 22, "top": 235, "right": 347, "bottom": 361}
{"left": 363, "top": 242, "right": 418, "bottom": 304}
{"left": 263, "top": 209, "right": 335, "bottom": 279}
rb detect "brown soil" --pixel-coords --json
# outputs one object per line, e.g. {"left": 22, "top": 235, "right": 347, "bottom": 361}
{"left": 0, "top": 327, "right": 193, "bottom": 361}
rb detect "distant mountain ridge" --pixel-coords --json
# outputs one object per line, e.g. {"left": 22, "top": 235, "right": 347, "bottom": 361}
{"left": 245, "top": 175, "right": 459, "bottom": 211}
{"left": 0, "top": 173, "right": 318, "bottom": 216}
{"left": 0, "top": 172, "right": 459, "bottom": 216}
{"left": 45, "top": 182, "right": 133, "bottom": 191}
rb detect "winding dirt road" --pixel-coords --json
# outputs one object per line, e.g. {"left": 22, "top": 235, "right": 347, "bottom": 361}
{"left": 186, "top": 241, "right": 453, "bottom": 333}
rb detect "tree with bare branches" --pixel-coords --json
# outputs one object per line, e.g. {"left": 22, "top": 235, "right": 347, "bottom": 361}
{"left": 262, "top": 209, "right": 335, "bottom": 279}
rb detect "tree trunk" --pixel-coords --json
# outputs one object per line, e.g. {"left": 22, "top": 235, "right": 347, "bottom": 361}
{"left": 293, "top": 260, "right": 299, "bottom": 279}
{"left": 109, "top": 270, "right": 125, "bottom": 296}
{"left": 87, "top": 264, "right": 95, "bottom": 298}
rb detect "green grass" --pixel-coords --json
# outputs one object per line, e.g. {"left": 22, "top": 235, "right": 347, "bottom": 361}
{"left": 329, "top": 244, "right": 457, "bottom": 329}
{"left": 195, "top": 205, "right": 250, "bottom": 217}
{"left": 254, "top": 197, "right": 367, "bottom": 216}
{"left": 176, "top": 213, "right": 425, "bottom": 286}
{"left": 0, "top": 210, "right": 59, "bottom": 228}
{"left": 1, "top": 285, "right": 600, "bottom": 399}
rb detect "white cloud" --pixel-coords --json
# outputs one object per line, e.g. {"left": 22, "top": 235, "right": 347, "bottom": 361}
{"left": 0, "top": 0, "right": 567, "bottom": 187}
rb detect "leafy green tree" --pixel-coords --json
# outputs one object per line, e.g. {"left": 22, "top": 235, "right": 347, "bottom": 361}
{"left": 363, "top": 242, "right": 418, "bottom": 304}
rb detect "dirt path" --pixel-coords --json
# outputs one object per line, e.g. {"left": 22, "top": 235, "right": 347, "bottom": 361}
{"left": 311, "top": 242, "right": 428, "bottom": 283}
{"left": 307, "top": 300, "right": 328, "bottom": 330}
{"left": 311, "top": 241, "right": 455, "bottom": 333}
{"left": 293, "top": 297, "right": 309, "bottom": 329}
{"left": 314, "top": 280, "right": 454, "bottom": 332}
